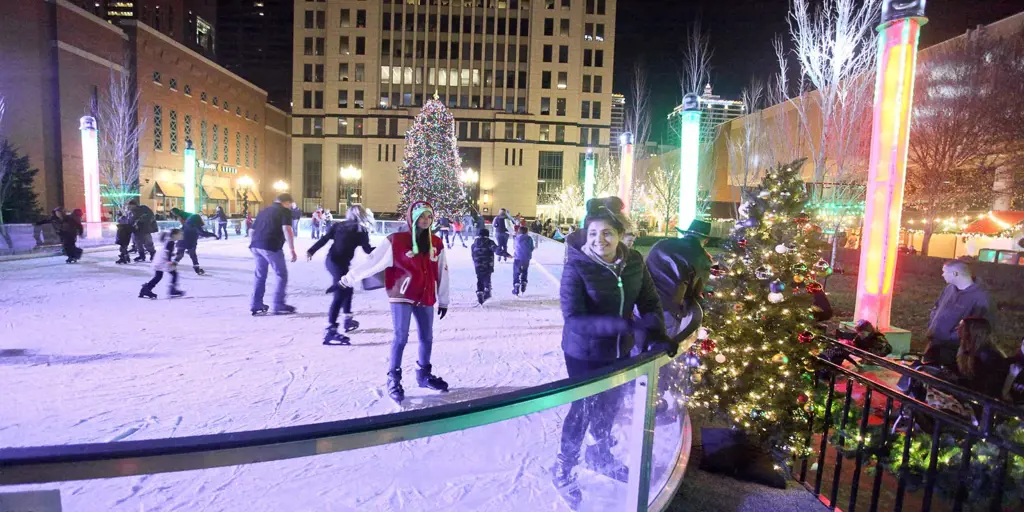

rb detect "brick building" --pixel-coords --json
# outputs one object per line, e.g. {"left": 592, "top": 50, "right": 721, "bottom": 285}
{"left": 0, "top": 0, "right": 288, "bottom": 219}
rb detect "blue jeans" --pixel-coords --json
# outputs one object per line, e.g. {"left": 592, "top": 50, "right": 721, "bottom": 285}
{"left": 251, "top": 248, "right": 288, "bottom": 310}
{"left": 390, "top": 303, "right": 434, "bottom": 371}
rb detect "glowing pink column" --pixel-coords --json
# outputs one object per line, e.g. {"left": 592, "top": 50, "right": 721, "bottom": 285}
{"left": 79, "top": 116, "right": 102, "bottom": 223}
{"left": 617, "top": 132, "right": 634, "bottom": 213}
{"left": 854, "top": 8, "right": 926, "bottom": 330}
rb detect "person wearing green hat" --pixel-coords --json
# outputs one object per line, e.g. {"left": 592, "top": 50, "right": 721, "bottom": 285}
{"left": 340, "top": 200, "right": 451, "bottom": 404}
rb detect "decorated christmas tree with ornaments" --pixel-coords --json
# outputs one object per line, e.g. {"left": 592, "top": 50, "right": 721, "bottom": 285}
{"left": 688, "top": 158, "right": 835, "bottom": 458}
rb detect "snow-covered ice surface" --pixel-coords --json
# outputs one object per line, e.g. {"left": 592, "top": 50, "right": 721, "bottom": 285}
{"left": 0, "top": 234, "right": 687, "bottom": 511}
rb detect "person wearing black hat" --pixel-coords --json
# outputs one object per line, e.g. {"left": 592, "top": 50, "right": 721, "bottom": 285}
{"left": 643, "top": 219, "right": 714, "bottom": 342}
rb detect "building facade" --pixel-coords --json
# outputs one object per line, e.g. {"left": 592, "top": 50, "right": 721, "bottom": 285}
{"left": 217, "top": 0, "right": 294, "bottom": 110}
{"left": 67, "top": 0, "right": 217, "bottom": 56}
{"left": 609, "top": 92, "right": 624, "bottom": 160}
{"left": 669, "top": 84, "right": 746, "bottom": 147}
{"left": 0, "top": 0, "right": 286, "bottom": 219}
{"left": 290, "top": 0, "right": 617, "bottom": 217}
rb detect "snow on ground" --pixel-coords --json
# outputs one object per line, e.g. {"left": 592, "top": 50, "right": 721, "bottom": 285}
{"left": 0, "top": 233, "right": 685, "bottom": 511}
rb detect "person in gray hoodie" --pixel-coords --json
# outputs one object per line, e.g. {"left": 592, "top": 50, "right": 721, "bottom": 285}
{"left": 924, "top": 259, "right": 991, "bottom": 368}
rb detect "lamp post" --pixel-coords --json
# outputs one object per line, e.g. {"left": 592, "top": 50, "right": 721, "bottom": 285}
{"left": 583, "top": 148, "right": 596, "bottom": 225}
{"left": 460, "top": 167, "right": 479, "bottom": 208}
{"left": 854, "top": 0, "right": 927, "bottom": 343}
{"left": 183, "top": 139, "right": 197, "bottom": 213}
{"left": 339, "top": 165, "right": 362, "bottom": 210}
{"left": 273, "top": 180, "right": 289, "bottom": 194}
{"left": 79, "top": 116, "right": 101, "bottom": 224}
{"left": 677, "top": 93, "right": 702, "bottom": 235}
{"left": 237, "top": 175, "right": 254, "bottom": 218}
{"left": 618, "top": 132, "right": 635, "bottom": 214}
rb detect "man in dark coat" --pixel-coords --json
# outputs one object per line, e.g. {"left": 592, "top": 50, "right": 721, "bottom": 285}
{"left": 170, "top": 207, "right": 218, "bottom": 274}
{"left": 128, "top": 199, "right": 158, "bottom": 261}
{"left": 645, "top": 219, "right": 713, "bottom": 342}
{"left": 60, "top": 209, "right": 85, "bottom": 263}
{"left": 470, "top": 228, "right": 507, "bottom": 304}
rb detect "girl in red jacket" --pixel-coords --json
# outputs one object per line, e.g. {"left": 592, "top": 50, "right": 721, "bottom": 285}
{"left": 341, "top": 200, "right": 450, "bottom": 404}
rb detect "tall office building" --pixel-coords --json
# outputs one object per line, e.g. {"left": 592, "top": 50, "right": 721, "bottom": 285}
{"left": 218, "top": 0, "right": 294, "bottom": 109}
{"left": 68, "top": 0, "right": 216, "bottom": 56}
{"left": 670, "top": 84, "right": 746, "bottom": 146}
{"left": 609, "top": 92, "right": 624, "bottom": 160}
{"left": 290, "top": 0, "right": 617, "bottom": 217}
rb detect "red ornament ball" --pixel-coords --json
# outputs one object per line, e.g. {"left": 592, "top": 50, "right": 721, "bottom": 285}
{"left": 700, "top": 338, "right": 717, "bottom": 353}
{"left": 795, "top": 213, "right": 810, "bottom": 225}
{"left": 806, "top": 280, "right": 823, "bottom": 294}
{"left": 733, "top": 303, "right": 745, "bottom": 312}
{"left": 797, "top": 393, "right": 809, "bottom": 405}
{"left": 798, "top": 331, "right": 815, "bottom": 344}
{"left": 738, "top": 238, "right": 748, "bottom": 248}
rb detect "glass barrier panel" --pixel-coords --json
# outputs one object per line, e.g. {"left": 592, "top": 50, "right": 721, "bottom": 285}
{"left": 646, "top": 355, "right": 693, "bottom": 504}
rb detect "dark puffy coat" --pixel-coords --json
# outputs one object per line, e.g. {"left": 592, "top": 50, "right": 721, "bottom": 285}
{"left": 115, "top": 221, "right": 134, "bottom": 246}
{"left": 308, "top": 220, "right": 374, "bottom": 267}
{"left": 646, "top": 236, "right": 712, "bottom": 317}
{"left": 560, "top": 238, "right": 665, "bottom": 361}
{"left": 60, "top": 214, "right": 84, "bottom": 243}
{"left": 130, "top": 204, "right": 158, "bottom": 234}
{"left": 213, "top": 209, "right": 228, "bottom": 223}
{"left": 514, "top": 233, "right": 534, "bottom": 261}
{"left": 474, "top": 215, "right": 486, "bottom": 232}
{"left": 471, "top": 236, "right": 500, "bottom": 274}
{"left": 172, "top": 209, "right": 217, "bottom": 247}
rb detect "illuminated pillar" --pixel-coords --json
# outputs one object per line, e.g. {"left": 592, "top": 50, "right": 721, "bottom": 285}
{"left": 678, "top": 93, "right": 701, "bottom": 236}
{"left": 183, "top": 139, "right": 197, "bottom": 213}
{"left": 582, "top": 148, "right": 596, "bottom": 223}
{"left": 854, "top": 1, "right": 927, "bottom": 331}
{"left": 79, "top": 116, "right": 101, "bottom": 224}
{"left": 617, "top": 132, "right": 635, "bottom": 213}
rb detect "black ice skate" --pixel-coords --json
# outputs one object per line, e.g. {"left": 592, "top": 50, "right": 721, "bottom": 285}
{"left": 343, "top": 316, "right": 360, "bottom": 333}
{"left": 323, "top": 324, "right": 351, "bottom": 346}
{"left": 251, "top": 304, "right": 270, "bottom": 316}
{"left": 484, "top": 288, "right": 492, "bottom": 301}
{"left": 133, "top": 255, "right": 147, "bottom": 262}
{"left": 65, "top": 257, "right": 77, "bottom": 264}
{"left": 193, "top": 265, "right": 206, "bottom": 275}
{"left": 387, "top": 368, "right": 405, "bottom": 403}
{"left": 584, "top": 444, "right": 629, "bottom": 483}
{"left": 115, "top": 256, "right": 128, "bottom": 264}
{"left": 512, "top": 283, "right": 520, "bottom": 296}
{"left": 169, "top": 288, "right": 186, "bottom": 298}
{"left": 272, "top": 304, "right": 297, "bottom": 315}
{"left": 139, "top": 287, "right": 157, "bottom": 299}
{"left": 551, "top": 454, "right": 582, "bottom": 510}
{"left": 416, "top": 364, "right": 449, "bottom": 392}
{"left": 476, "top": 291, "right": 486, "bottom": 305}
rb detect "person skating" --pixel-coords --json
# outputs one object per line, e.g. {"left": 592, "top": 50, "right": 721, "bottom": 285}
{"left": 311, "top": 208, "right": 323, "bottom": 240}
{"left": 471, "top": 228, "right": 507, "bottom": 305}
{"left": 512, "top": 226, "right": 534, "bottom": 296}
{"left": 452, "top": 218, "right": 468, "bottom": 248}
{"left": 170, "top": 207, "right": 218, "bottom": 275}
{"left": 436, "top": 214, "right": 453, "bottom": 248}
{"left": 115, "top": 212, "right": 135, "bottom": 264}
{"left": 249, "top": 193, "right": 298, "bottom": 315}
{"left": 463, "top": 212, "right": 475, "bottom": 238}
{"left": 213, "top": 206, "right": 229, "bottom": 240}
{"left": 140, "top": 229, "right": 185, "bottom": 299}
{"left": 290, "top": 203, "right": 302, "bottom": 237}
{"left": 552, "top": 197, "right": 672, "bottom": 509}
{"left": 339, "top": 200, "right": 450, "bottom": 404}
{"left": 307, "top": 205, "right": 374, "bottom": 345}
{"left": 127, "top": 200, "right": 158, "bottom": 262}
{"left": 493, "top": 208, "right": 512, "bottom": 262}
{"left": 60, "top": 209, "right": 85, "bottom": 263}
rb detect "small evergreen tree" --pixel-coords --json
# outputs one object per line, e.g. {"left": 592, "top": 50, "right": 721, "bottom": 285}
{"left": 691, "top": 158, "right": 831, "bottom": 457}
{"left": 397, "top": 96, "right": 466, "bottom": 219}
{"left": 0, "top": 141, "right": 43, "bottom": 223}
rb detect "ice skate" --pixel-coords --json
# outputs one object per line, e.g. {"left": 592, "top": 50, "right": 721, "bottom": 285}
{"left": 138, "top": 286, "right": 157, "bottom": 299}
{"left": 387, "top": 369, "right": 405, "bottom": 403}
{"left": 513, "top": 283, "right": 520, "bottom": 296}
{"left": 115, "top": 256, "right": 128, "bottom": 264}
{"left": 416, "top": 364, "right": 449, "bottom": 392}
{"left": 272, "top": 304, "right": 297, "bottom": 315}
{"left": 133, "top": 254, "right": 147, "bottom": 262}
{"left": 193, "top": 265, "right": 206, "bottom": 275}
{"left": 323, "top": 324, "right": 351, "bottom": 346}
{"left": 476, "top": 291, "right": 486, "bottom": 305}
{"left": 484, "top": 288, "right": 492, "bottom": 301}
{"left": 584, "top": 443, "right": 629, "bottom": 483}
{"left": 169, "top": 288, "right": 186, "bottom": 298}
{"left": 551, "top": 454, "right": 582, "bottom": 510}
{"left": 343, "top": 316, "right": 360, "bottom": 333}
{"left": 251, "top": 304, "right": 270, "bottom": 316}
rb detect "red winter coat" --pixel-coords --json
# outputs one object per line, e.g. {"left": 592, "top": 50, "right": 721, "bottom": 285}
{"left": 342, "top": 201, "right": 450, "bottom": 307}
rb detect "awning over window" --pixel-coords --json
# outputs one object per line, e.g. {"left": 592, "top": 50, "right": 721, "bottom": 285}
{"left": 204, "top": 186, "right": 229, "bottom": 201}
{"left": 249, "top": 189, "right": 263, "bottom": 203}
{"left": 155, "top": 181, "right": 184, "bottom": 198}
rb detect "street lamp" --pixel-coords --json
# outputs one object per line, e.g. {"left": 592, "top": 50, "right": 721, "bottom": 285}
{"left": 237, "top": 175, "right": 254, "bottom": 217}
{"left": 339, "top": 165, "right": 362, "bottom": 208}
{"left": 460, "top": 167, "right": 479, "bottom": 208}
{"left": 273, "top": 180, "right": 288, "bottom": 193}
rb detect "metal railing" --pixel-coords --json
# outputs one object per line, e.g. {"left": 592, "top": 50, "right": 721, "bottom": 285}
{"left": 0, "top": 349, "right": 694, "bottom": 511}
{"left": 798, "top": 336, "right": 1024, "bottom": 512}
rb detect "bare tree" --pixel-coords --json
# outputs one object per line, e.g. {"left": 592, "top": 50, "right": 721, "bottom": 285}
{"left": 643, "top": 157, "right": 681, "bottom": 236}
{"left": 786, "top": 0, "right": 881, "bottom": 191}
{"left": 726, "top": 78, "right": 769, "bottom": 207}
{"left": 906, "top": 30, "right": 1009, "bottom": 255}
{"left": 681, "top": 21, "right": 713, "bottom": 97}
{"left": 98, "top": 66, "right": 147, "bottom": 217}
{"left": 625, "top": 63, "right": 652, "bottom": 161}
{"left": 0, "top": 96, "right": 11, "bottom": 248}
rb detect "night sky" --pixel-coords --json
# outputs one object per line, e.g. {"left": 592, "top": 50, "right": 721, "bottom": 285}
{"left": 615, "top": 0, "right": 1024, "bottom": 144}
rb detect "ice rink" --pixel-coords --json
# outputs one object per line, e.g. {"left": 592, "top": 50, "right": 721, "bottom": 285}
{"left": 0, "top": 233, "right": 686, "bottom": 511}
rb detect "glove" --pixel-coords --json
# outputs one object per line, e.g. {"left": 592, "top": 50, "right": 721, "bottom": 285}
{"left": 644, "top": 331, "right": 679, "bottom": 357}
{"left": 339, "top": 275, "right": 354, "bottom": 288}
{"left": 438, "top": 307, "right": 448, "bottom": 319}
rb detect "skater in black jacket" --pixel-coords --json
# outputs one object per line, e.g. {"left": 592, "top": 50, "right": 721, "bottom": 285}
{"left": 140, "top": 229, "right": 185, "bottom": 299}
{"left": 114, "top": 212, "right": 135, "bottom": 264}
{"left": 470, "top": 228, "right": 507, "bottom": 304}
{"left": 307, "top": 205, "right": 374, "bottom": 345}
{"left": 512, "top": 226, "right": 534, "bottom": 296}
{"left": 60, "top": 209, "right": 85, "bottom": 263}
{"left": 212, "top": 206, "right": 229, "bottom": 240}
{"left": 171, "top": 208, "right": 219, "bottom": 274}
{"left": 128, "top": 200, "right": 157, "bottom": 261}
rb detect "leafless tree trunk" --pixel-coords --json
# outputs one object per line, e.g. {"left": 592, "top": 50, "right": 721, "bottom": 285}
{"left": 99, "top": 65, "right": 147, "bottom": 217}
{"left": 681, "top": 21, "right": 713, "bottom": 97}
{"left": 0, "top": 96, "right": 12, "bottom": 248}
{"left": 643, "top": 159, "right": 681, "bottom": 236}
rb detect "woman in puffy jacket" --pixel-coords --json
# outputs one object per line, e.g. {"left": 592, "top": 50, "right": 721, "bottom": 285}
{"left": 551, "top": 196, "right": 671, "bottom": 509}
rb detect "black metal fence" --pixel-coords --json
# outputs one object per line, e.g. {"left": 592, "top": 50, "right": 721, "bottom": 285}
{"left": 796, "top": 336, "right": 1023, "bottom": 512}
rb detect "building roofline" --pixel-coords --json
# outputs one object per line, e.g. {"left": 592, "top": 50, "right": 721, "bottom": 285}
{"left": 266, "top": 103, "right": 289, "bottom": 116}
{"left": 124, "top": 20, "right": 269, "bottom": 97}
{"left": 51, "top": 0, "right": 129, "bottom": 40}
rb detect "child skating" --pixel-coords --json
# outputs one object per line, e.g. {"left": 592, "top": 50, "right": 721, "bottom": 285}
{"left": 139, "top": 229, "right": 185, "bottom": 299}
{"left": 114, "top": 212, "right": 134, "bottom": 264}
{"left": 512, "top": 226, "right": 534, "bottom": 296}
{"left": 471, "top": 228, "right": 504, "bottom": 305}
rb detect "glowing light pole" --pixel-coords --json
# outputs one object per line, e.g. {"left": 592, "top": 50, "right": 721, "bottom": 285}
{"left": 618, "top": 132, "right": 635, "bottom": 213}
{"left": 678, "top": 93, "right": 701, "bottom": 235}
{"left": 183, "top": 139, "right": 197, "bottom": 213}
{"left": 582, "top": 148, "right": 596, "bottom": 225}
{"left": 339, "top": 165, "right": 362, "bottom": 208}
{"left": 79, "top": 116, "right": 101, "bottom": 224}
{"left": 854, "top": 0, "right": 926, "bottom": 340}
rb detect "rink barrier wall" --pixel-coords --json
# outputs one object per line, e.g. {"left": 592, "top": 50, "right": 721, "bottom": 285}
{"left": 0, "top": 349, "right": 692, "bottom": 512}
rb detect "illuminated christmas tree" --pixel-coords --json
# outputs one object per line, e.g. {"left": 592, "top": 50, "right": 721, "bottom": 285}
{"left": 689, "top": 158, "right": 832, "bottom": 458}
{"left": 397, "top": 96, "right": 467, "bottom": 219}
